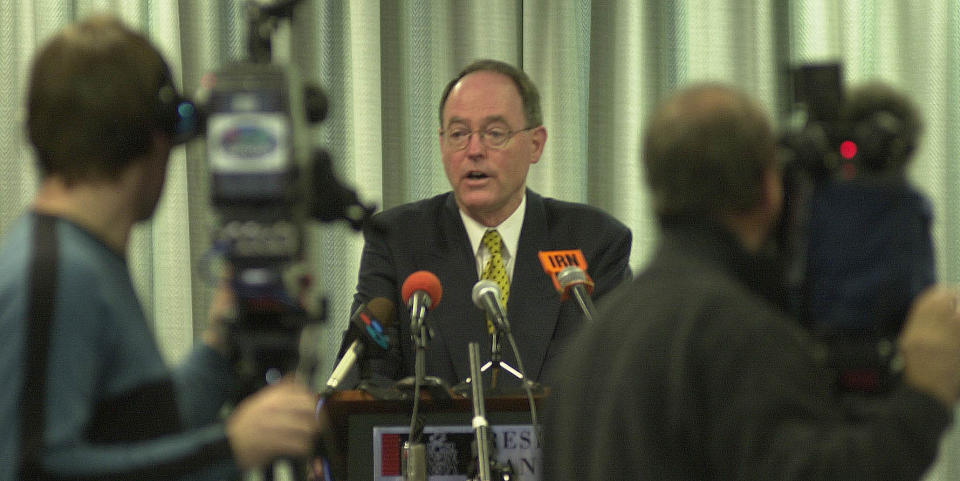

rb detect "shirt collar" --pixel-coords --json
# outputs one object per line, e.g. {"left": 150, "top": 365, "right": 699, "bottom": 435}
{"left": 460, "top": 193, "right": 526, "bottom": 261}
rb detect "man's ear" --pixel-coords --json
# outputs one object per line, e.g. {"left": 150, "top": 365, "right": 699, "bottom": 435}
{"left": 724, "top": 165, "right": 785, "bottom": 252}
{"left": 143, "top": 130, "right": 172, "bottom": 172}
{"left": 529, "top": 125, "right": 547, "bottom": 164}
{"left": 759, "top": 165, "right": 784, "bottom": 221}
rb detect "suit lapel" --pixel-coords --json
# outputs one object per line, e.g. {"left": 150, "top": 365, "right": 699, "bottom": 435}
{"left": 506, "top": 191, "right": 562, "bottom": 381}
{"left": 424, "top": 194, "right": 489, "bottom": 382}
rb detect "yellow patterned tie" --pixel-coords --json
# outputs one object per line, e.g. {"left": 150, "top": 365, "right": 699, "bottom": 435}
{"left": 481, "top": 229, "right": 510, "bottom": 334}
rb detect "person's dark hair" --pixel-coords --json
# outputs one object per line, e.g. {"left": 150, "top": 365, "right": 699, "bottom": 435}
{"left": 643, "top": 84, "right": 776, "bottom": 217}
{"left": 841, "top": 82, "right": 922, "bottom": 171}
{"left": 438, "top": 59, "right": 543, "bottom": 129}
{"left": 27, "top": 15, "right": 172, "bottom": 184}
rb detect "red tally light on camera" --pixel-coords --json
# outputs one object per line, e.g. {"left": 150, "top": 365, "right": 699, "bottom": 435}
{"left": 840, "top": 140, "right": 858, "bottom": 160}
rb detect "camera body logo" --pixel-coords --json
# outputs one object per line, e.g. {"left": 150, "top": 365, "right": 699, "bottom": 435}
{"left": 221, "top": 125, "right": 278, "bottom": 159}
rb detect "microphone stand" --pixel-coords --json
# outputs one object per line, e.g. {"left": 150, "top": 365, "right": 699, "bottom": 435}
{"left": 468, "top": 342, "right": 493, "bottom": 481}
{"left": 570, "top": 286, "right": 597, "bottom": 322}
{"left": 403, "top": 307, "right": 429, "bottom": 481}
{"left": 480, "top": 305, "right": 521, "bottom": 390}
{"left": 482, "top": 330, "right": 523, "bottom": 390}
{"left": 468, "top": 342, "right": 518, "bottom": 481}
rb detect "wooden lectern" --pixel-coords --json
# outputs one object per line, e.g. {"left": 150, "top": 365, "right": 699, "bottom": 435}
{"left": 321, "top": 389, "right": 545, "bottom": 481}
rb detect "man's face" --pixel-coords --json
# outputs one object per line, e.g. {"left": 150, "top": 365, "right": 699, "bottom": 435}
{"left": 439, "top": 71, "right": 545, "bottom": 226}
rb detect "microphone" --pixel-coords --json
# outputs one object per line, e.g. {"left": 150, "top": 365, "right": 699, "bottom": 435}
{"left": 325, "top": 297, "right": 395, "bottom": 392}
{"left": 350, "top": 297, "right": 393, "bottom": 351}
{"left": 472, "top": 279, "right": 510, "bottom": 333}
{"left": 557, "top": 265, "right": 597, "bottom": 322}
{"left": 401, "top": 271, "right": 443, "bottom": 331}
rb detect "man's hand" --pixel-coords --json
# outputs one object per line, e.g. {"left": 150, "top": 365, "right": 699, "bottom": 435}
{"left": 226, "top": 380, "right": 323, "bottom": 470}
{"left": 899, "top": 285, "right": 960, "bottom": 407}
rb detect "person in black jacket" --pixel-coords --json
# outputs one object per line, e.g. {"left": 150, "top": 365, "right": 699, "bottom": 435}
{"left": 543, "top": 83, "right": 960, "bottom": 480}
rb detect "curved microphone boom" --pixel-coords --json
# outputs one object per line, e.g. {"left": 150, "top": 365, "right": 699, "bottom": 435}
{"left": 557, "top": 265, "right": 597, "bottom": 322}
{"left": 472, "top": 279, "right": 510, "bottom": 333}
{"left": 324, "top": 297, "right": 395, "bottom": 393}
{"left": 401, "top": 271, "right": 443, "bottom": 331}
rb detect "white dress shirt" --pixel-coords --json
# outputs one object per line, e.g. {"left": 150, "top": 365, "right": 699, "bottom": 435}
{"left": 459, "top": 194, "right": 526, "bottom": 282}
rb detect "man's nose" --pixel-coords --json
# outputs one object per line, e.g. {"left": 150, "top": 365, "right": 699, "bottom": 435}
{"left": 465, "top": 131, "right": 486, "bottom": 157}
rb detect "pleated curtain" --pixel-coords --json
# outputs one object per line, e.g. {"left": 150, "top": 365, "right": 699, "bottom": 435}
{"left": 2, "top": 1, "right": 959, "bottom": 477}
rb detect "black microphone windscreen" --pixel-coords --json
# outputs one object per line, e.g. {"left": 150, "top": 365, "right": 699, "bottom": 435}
{"left": 350, "top": 297, "right": 396, "bottom": 352}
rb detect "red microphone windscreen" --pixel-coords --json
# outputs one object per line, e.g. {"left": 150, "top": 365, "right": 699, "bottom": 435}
{"left": 401, "top": 270, "right": 443, "bottom": 309}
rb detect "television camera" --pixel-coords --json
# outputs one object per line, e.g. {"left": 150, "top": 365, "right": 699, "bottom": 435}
{"left": 178, "top": 0, "right": 374, "bottom": 396}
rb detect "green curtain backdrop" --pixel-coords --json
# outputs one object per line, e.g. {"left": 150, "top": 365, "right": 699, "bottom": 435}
{"left": 1, "top": 1, "right": 959, "bottom": 477}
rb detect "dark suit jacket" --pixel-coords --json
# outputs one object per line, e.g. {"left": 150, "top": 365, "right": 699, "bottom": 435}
{"left": 346, "top": 189, "right": 632, "bottom": 387}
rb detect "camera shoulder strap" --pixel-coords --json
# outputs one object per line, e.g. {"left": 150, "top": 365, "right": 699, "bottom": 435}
{"left": 19, "top": 213, "right": 58, "bottom": 479}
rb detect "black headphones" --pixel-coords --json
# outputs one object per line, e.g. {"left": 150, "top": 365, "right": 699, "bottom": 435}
{"left": 847, "top": 110, "right": 913, "bottom": 174}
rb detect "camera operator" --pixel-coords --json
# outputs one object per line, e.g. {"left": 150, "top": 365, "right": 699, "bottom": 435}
{"left": 543, "top": 84, "right": 960, "bottom": 480}
{"left": 0, "top": 15, "right": 321, "bottom": 480}
{"left": 801, "top": 82, "right": 935, "bottom": 392}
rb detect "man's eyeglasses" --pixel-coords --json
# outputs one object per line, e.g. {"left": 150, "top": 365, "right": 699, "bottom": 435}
{"left": 441, "top": 126, "right": 536, "bottom": 150}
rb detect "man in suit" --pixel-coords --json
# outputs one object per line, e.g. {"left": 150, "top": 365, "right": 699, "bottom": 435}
{"left": 345, "top": 59, "right": 632, "bottom": 389}
{"left": 543, "top": 84, "right": 960, "bottom": 480}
